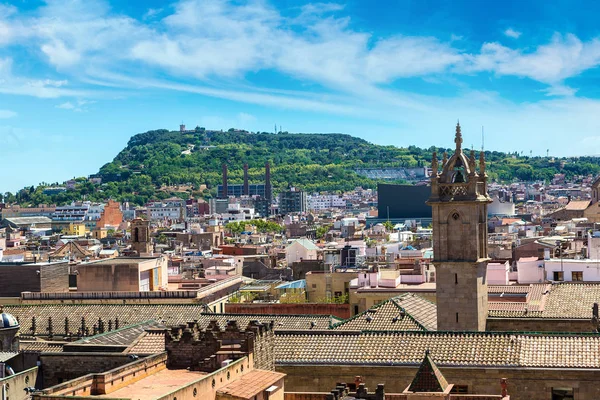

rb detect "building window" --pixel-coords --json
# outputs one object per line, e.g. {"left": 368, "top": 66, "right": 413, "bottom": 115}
{"left": 455, "top": 273, "right": 458, "bottom": 284}
{"left": 455, "top": 313, "right": 459, "bottom": 323}
{"left": 572, "top": 271, "right": 583, "bottom": 281}
{"left": 553, "top": 271, "right": 564, "bottom": 281}
{"left": 552, "top": 388, "right": 574, "bottom": 400}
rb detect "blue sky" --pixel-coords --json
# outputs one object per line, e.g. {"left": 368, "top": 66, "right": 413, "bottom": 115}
{"left": 2, "top": 0, "right": 600, "bottom": 192}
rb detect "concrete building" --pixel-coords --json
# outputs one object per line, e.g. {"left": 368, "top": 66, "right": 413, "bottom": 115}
{"left": 75, "top": 256, "right": 168, "bottom": 292}
{"left": 486, "top": 261, "right": 510, "bottom": 285}
{"left": 427, "top": 122, "right": 491, "bottom": 332}
{"left": 516, "top": 257, "right": 545, "bottom": 284}
{"left": 279, "top": 188, "right": 307, "bottom": 215}
{"left": 148, "top": 197, "right": 186, "bottom": 221}
{"left": 0, "top": 261, "right": 70, "bottom": 297}
{"left": 308, "top": 194, "right": 346, "bottom": 210}
{"left": 219, "top": 203, "right": 257, "bottom": 222}
{"left": 285, "top": 238, "right": 319, "bottom": 266}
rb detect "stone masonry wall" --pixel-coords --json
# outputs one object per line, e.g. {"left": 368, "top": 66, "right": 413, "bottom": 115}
{"left": 277, "top": 364, "right": 600, "bottom": 400}
{"left": 166, "top": 319, "right": 275, "bottom": 372}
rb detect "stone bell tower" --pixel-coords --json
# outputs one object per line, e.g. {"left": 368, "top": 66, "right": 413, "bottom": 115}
{"left": 130, "top": 218, "right": 153, "bottom": 256}
{"left": 427, "top": 122, "right": 492, "bottom": 331}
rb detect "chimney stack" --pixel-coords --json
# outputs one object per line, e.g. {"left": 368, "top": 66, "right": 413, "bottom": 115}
{"left": 265, "top": 162, "right": 272, "bottom": 203}
{"left": 243, "top": 163, "right": 249, "bottom": 196}
{"left": 222, "top": 164, "right": 228, "bottom": 199}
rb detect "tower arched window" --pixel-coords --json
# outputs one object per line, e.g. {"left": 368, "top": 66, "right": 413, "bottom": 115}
{"left": 452, "top": 158, "right": 466, "bottom": 183}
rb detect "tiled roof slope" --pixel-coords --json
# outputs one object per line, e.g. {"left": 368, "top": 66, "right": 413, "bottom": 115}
{"left": 274, "top": 331, "right": 600, "bottom": 368}
{"left": 19, "top": 341, "right": 65, "bottom": 353}
{"left": 72, "top": 320, "right": 163, "bottom": 346}
{"left": 4, "top": 304, "right": 333, "bottom": 336}
{"left": 488, "top": 283, "right": 599, "bottom": 319}
{"left": 331, "top": 294, "right": 436, "bottom": 331}
{"left": 126, "top": 330, "right": 166, "bottom": 355}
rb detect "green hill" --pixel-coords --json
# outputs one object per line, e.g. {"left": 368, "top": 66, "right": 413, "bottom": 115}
{"left": 6, "top": 128, "right": 600, "bottom": 206}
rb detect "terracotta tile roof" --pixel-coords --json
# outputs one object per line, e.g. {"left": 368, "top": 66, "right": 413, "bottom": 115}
{"left": 19, "top": 341, "right": 65, "bottom": 353}
{"left": 489, "top": 283, "right": 597, "bottom": 319}
{"left": 565, "top": 200, "right": 591, "bottom": 211}
{"left": 0, "top": 352, "right": 17, "bottom": 362}
{"left": 330, "top": 294, "right": 436, "bottom": 332}
{"left": 500, "top": 218, "right": 522, "bottom": 225}
{"left": 4, "top": 304, "right": 333, "bottom": 336}
{"left": 217, "top": 369, "right": 285, "bottom": 399}
{"left": 126, "top": 330, "right": 166, "bottom": 354}
{"left": 274, "top": 331, "right": 600, "bottom": 368}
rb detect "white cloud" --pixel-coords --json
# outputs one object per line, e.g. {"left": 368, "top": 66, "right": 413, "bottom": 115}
{"left": 0, "top": 110, "right": 16, "bottom": 118}
{"left": 463, "top": 34, "right": 600, "bottom": 84}
{"left": 56, "top": 99, "right": 94, "bottom": 111}
{"left": 41, "top": 40, "right": 81, "bottom": 67}
{"left": 542, "top": 85, "right": 578, "bottom": 97}
{"left": 2, "top": 0, "right": 600, "bottom": 135}
{"left": 143, "top": 8, "right": 163, "bottom": 19}
{"left": 504, "top": 28, "right": 521, "bottom": 39}
{"left": 56, "top": 101, "right": 75, "bottom": 109}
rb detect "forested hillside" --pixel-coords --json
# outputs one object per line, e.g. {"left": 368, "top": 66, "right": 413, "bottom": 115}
{"left": 6, "top": 128, "right": 600, "bottom": 206}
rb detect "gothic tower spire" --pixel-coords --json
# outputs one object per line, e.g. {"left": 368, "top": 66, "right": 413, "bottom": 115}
{"left": 427, "top": 122, "right": 492, "bottom": 332}
{"left": 455, "top": 122, "right": 463, "bottom": 152}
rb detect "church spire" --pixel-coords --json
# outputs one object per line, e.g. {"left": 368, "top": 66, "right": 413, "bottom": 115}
{"left": 455, "top": 122, "right": 463, "bottom": 152}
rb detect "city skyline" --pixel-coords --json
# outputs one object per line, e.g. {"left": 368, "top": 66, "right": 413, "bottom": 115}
{"left": 3, "top": 0, "right": 600, "bottom": 191}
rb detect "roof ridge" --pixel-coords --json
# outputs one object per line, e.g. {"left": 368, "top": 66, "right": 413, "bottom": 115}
{"left": 329, "top": 297, "right": 395, "bottom": 329}
{"left": 70, "top": 319, "right": 158, "bottom": 344}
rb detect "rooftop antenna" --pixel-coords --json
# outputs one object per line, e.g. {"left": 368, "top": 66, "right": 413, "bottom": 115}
{"left": 481, "top": 126, "right": 484, "bottom": 152}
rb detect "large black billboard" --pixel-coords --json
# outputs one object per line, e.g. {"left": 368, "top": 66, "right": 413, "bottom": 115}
{"left": 377, "top": 183, "right": 432, "bottom": 219}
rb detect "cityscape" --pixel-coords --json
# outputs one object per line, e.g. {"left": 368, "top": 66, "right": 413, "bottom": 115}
{"left": 2, "top": 2, "right": 600, "bottom": 400}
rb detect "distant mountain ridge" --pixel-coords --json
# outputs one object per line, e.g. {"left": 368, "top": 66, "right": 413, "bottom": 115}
{"left": 6, "top": 128, "right": 600, "bottom": 206}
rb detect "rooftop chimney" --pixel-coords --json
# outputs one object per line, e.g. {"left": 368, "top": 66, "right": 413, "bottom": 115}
{"left": 222, "top": 164, "right": 228, "bottom": 199}
{"left": 243, "top": 163, "right": 249, "bottom": 196}
{"left": 265, "top": 162, "right": 272, "bottom": 203}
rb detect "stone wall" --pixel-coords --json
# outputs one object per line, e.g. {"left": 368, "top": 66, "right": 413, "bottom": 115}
{"left": 0, "top": 265, "right": 41, "bottom": 296}
{"left": 40, "top": 263, "right": 70, "bottom": 293}
{"left": 40, "top": 353, "right": 133, "bottom": 388}
{"left": 277, "top": 364, "right": 600, "bottom": 400}
{"left": 0, "top": 367, "right": 39, "bottom": 400}
{"left": 76, "top": 263, "right": 140, "bottom": 292}
{"left": 0, "top": 263, "right": 68, "bottom": 297}
{"left": 435, "top": 261, "right": 488, "bottom": 331}
{"left": 166, "top": 320, "right": 275, "bottom": 372}
{"left": 487, "top": 318, "right": 595, "bottom": 333}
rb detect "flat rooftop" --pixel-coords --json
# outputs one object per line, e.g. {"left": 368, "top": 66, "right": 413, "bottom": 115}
{"left": 98, "top": 368, "right": 205, "bottom": 400}
{"left": 217, "top": 370, "right": 285, "bottom": 399}
{"left": 82, "top": 257, "right": 161, "bottom": 266}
